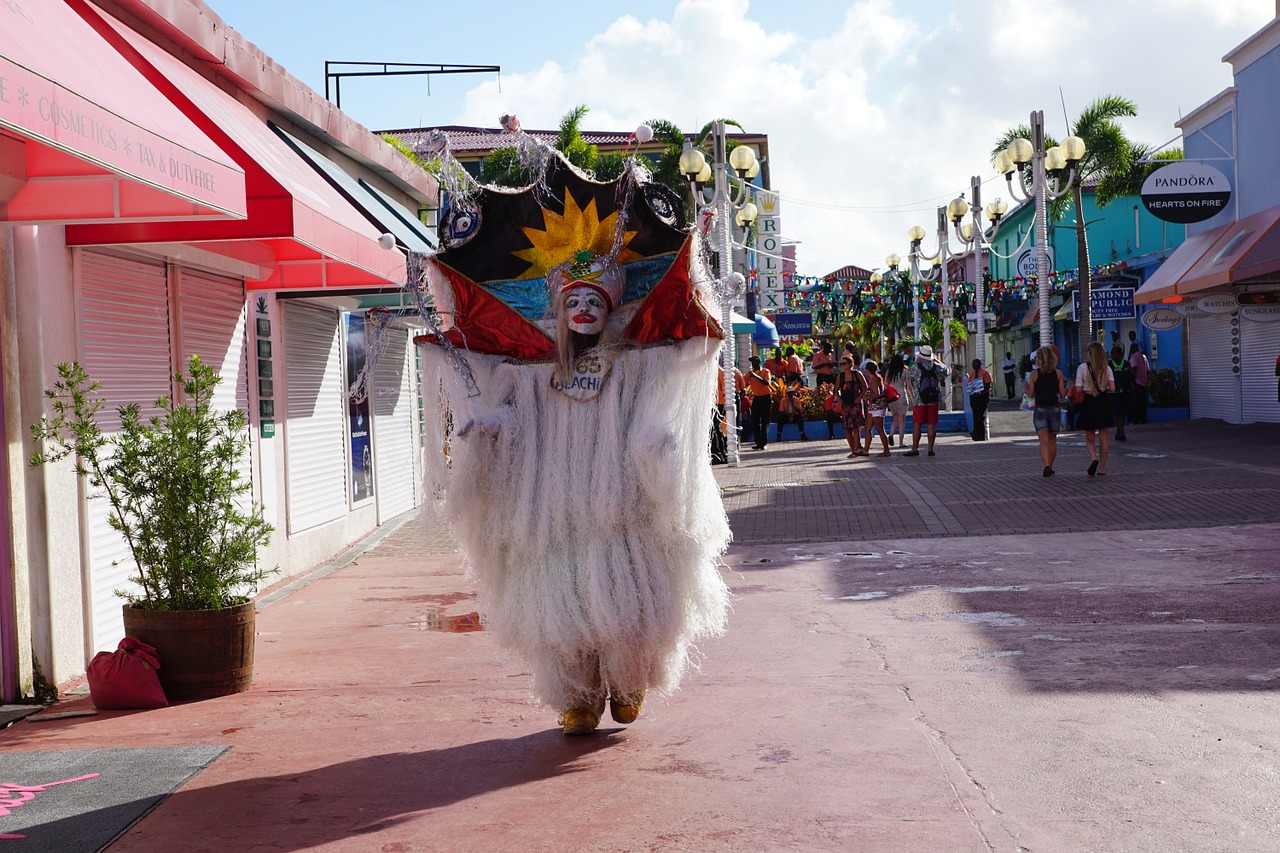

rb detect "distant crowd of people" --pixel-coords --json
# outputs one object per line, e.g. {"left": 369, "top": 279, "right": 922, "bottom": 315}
{"left": 712, "top": 329, "right": 1153, "bottom": 480}
{"left": 717, "top": 341, "right": 954, "bottom": 462}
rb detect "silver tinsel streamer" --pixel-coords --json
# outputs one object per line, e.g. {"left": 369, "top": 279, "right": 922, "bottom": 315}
{"left": 405, "top": 250, "right": 480, "bottom": 399}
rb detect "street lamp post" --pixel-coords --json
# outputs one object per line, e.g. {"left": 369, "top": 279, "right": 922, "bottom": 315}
{"left": 944, "top": 176, "right": 1008, "bottom": 367}
{"left": 907, "top": 207, "right": 957, "bottom": 411}
{"left": 993, "top": 110, "right": 1084, "bottom": 351}
{"left": 679, "top": 121, "right": 758, "bottom": 467}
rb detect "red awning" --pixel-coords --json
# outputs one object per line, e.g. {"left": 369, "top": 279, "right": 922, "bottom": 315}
{"left": 1135, "top": 205, "right": 1280, "bottom": 305}
{"left": 1177, "top": 204, "right": 1280, "bottom": 295}
{"left": 1132, "top": 223, "right": 1226, "bottom": 304}
{"left": 65, "top": 8, "right": 402, "bottom": 291}
{"left": 1020, "top": 306, "right": 1039, "bottom": 328}
{"left": 0, "top": 0, "right": 245, "bottom": 224}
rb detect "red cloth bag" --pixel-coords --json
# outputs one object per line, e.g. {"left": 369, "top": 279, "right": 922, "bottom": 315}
{"left": 86, "top": 637, "right": 168, "bottom": 709}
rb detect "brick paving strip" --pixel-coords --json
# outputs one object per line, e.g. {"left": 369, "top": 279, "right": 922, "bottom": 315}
{"left": 373, "top": 419, "right": 1280, "bottom": 554}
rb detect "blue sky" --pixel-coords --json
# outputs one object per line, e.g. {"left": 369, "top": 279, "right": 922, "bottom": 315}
{"left": 208, "top": 0, "right": 1273, "bottom": 276}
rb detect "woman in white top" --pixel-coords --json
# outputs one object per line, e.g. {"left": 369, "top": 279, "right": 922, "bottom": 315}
{"left": 1073, "top": 341, "right": 1116, "bottom": 476}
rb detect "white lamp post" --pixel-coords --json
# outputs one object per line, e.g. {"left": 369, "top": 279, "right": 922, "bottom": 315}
{"left": 907, "top": 208, "right": 957, "bottom": 410}
{"left": 945, "top": 176, "right": 1008, "bottom": 367}
{"left": 680, "top": 121, "right": 758, "bottom": 467}
{"left": 993, "top": 110, "right": 1084, "bottom": 351}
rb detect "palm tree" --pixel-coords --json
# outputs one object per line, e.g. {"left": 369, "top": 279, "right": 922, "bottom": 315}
{"left": 992, "top": 96, "right": 1144, "bottom": 359}
{"left": 481, "top": 104, "right": 628, "bottom": 186}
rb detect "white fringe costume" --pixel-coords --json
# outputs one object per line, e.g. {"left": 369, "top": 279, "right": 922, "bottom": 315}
{"left": 420, "top": 337, "right": 731, "bottom": 710}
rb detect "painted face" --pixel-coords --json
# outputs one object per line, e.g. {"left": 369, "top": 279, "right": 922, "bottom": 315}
{"left": 563, "top": 285, "right": 608, "bottom": 335}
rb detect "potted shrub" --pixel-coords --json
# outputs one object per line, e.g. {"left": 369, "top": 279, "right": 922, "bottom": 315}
{"left": 31, "top": 355, "right": 274, "bottom": 701}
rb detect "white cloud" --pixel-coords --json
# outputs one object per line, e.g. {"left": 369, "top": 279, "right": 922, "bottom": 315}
{"left": 457, "top": 0, "right": 1275, "bottom": 276}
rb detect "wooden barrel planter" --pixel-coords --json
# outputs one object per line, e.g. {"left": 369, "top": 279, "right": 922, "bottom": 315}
{"left": 123, "top": 602, "right": 256, "bottom": 702}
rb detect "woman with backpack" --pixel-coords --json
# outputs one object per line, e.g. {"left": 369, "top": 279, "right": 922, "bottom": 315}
{"left": 1028, "top": 345, "right": 1068, "bottom": 476}
{"left": 1074, "top": 341, "right": 1116, "bottom": 476}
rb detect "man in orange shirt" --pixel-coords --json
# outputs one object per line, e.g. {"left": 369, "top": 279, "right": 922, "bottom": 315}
{"left": 745, "top": 355, "right": 774, "bottom": 450}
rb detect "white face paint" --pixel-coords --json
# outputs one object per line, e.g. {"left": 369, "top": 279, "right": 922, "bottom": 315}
{"left": 563, "top": 285, "right": 608, "bottom": 335}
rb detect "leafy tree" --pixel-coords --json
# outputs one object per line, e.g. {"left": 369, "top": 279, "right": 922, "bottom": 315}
{"left": 479, "top": 147, "right": 533, "bottom": 186}
{"left": 992, "top": 96, "right": 1150, "bottom": 358}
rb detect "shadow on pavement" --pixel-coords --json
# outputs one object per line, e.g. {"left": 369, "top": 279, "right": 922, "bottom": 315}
{"left": 115, "top": 730, "right": 623, "bottom": 850}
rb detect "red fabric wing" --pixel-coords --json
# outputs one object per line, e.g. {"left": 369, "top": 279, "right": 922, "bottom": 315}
{"left": 622, "top": 238, "right": 724, "bottom": 344}
{"left": 433, "top": 263, "right": 555, "bottom": 361}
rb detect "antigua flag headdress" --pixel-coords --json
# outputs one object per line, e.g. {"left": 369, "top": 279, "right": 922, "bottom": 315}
{"left": 416, "top": 139, "right": 723, "bottom": 362}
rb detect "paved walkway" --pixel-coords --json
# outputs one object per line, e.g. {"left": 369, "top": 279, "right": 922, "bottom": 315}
{"left": 715, "top": 417, "right": 1280, "bottom": 542}
{"left": 3, "top": 418, "right": 1278, "bottom": 852}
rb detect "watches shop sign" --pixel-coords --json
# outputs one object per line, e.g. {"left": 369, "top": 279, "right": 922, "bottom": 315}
{"left": 1141, "top": 161, "right": 1231, "bottom": 224}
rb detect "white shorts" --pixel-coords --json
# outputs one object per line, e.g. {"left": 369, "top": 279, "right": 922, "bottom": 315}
{"left": 869, "top": 405, "right": 887, "bottom": 419}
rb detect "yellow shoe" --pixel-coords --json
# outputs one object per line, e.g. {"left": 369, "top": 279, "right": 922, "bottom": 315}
{"left": 609, "top": 693, "right": 644, "bottom": 725}
{"left": 559, "top": 706, "right": 601, "bottom": 736}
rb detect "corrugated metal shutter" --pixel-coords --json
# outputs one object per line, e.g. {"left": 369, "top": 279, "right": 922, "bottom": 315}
{"left": 1187, "top": 313, "right": 1242, "bottom": 423}
{"left": 282, "top": 303, "right": 348, "bottom": 533}
{"left": 79, "top": 250, "right": 172, "bottom": 652}
{"left": 371, "top": 327, "right": 417, "bottom": 521}
{"left": 1240, "top": 312, "right": 1280, "bottom": 423}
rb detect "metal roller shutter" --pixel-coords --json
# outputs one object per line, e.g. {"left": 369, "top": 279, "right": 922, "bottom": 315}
{"left": 371, "top": 327, "right": 417, "bottom": 522}
{"left": 79, "top": 250, "right": 172, "bottom": 652}
{"left": 1187, "top": 313, "right": 1242, "bottom": 423}
{"left": 1240, "top": 312, "right": 1280, "bottom": 423}
{"left": 283, "top": 303, "right": 348, "bottom": 533}
{"left": 175, "top": 268, "right": 249, "bottom": 415}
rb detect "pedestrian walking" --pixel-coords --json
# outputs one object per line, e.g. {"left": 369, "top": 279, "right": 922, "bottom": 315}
{"left": 1108, "top": 345, "right": 1131, "bottom": 441}
{"left": 904, "top": 346, "right": 947, "bottom": 457}
{"left": 1128, "top": 343, "right": 1149, "bottom": 424}
{"left": 862, "top": 361, "right": 891, "bottom": 456}
{"left": 1074, "top": 341, "right": 1116, "bottom": 476}
{"left": 1002, "top": 351, "right": 1018, "bottom": 399}
{"left": 837, "top": 353, "right": 867, "bottom": 458}
{"left": 884, "top": 353, "right": 910, "bottom": 447}
{"left": 746, "top": 356, "right": 773, "bottom": 450}
{"left": 966, "top": 358, "right": 993, "bottom": 441}
{"left": 1028, "top": 345, "right": 1067, "bottom": 476}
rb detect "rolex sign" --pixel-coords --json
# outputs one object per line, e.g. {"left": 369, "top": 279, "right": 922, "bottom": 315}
{"left": 1141, "top": 161, "right": 1231, "bottom": 224}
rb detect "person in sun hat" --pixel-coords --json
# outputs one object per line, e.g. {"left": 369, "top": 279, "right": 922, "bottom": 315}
{"left": 904, "top": 345, "right": 948, "bottom": 457}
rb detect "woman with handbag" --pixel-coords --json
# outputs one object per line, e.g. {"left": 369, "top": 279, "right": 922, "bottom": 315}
{"left": 966, "top": 358, "right": 993, "bottom": 441}
{"left": 1028, "top": 346, "right": 1067, "bottom": 476}
{"left": 1073, "top": 341, "right": 1117, "bottom": 476}
{"left": 837, "top": 354, "right": 867, "bottom": 458}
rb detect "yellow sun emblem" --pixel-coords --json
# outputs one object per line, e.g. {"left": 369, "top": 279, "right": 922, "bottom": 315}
{"left": 513, "top": 189, "right": 640, "bottom": 279}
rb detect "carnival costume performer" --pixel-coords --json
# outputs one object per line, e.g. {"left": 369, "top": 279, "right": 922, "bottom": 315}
{"left": 412, "top": 127, "right": 731, "bottom": 735}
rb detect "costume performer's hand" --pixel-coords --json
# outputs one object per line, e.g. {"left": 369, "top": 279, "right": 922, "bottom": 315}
{"left": 456, "top": 416, "right": 502, "bottom": 439}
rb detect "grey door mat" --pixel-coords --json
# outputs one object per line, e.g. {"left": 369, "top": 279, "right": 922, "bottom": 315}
{"left": 1, "top": 746, "right": 229, "bottom": 851}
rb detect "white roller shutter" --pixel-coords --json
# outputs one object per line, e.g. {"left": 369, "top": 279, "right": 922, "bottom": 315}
{"left": 371, "top": 327, "right": 417, "bottom": 521}
{"left": 175, "top": 268, "right": 249, "bottom": 416}
{"left": 79, "top": 250, "right": 172, "bottom": 653}
{"left": 283, "top": 303, "right": 348, "bottom": 533}
{"left": 1187, "top": 313, "right": 1242, "bottom": 423}
{"left": 1240, "top": 310, "right": 1280, "bottom": 423}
